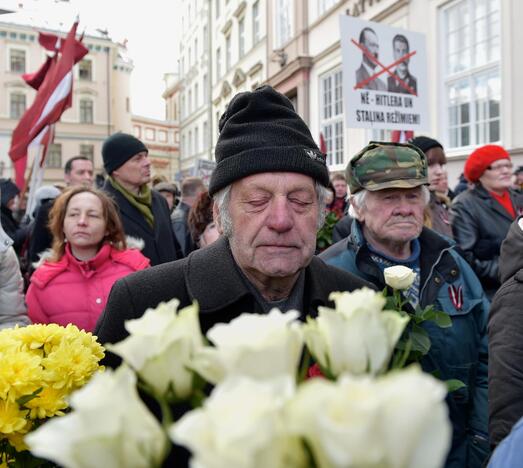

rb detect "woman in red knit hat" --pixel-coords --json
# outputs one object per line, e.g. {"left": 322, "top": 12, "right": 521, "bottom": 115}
{"left": 450, "top": 144, "right": 523, "bottom": 298}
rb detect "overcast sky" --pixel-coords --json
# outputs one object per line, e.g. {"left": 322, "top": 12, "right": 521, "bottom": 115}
{"left": 10, "top": 0, "right": 182, "bottom": 119}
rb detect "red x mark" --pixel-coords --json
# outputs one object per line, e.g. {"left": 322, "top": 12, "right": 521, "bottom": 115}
{"left": 351, "top": 38, "right": 418, "bottom": 96}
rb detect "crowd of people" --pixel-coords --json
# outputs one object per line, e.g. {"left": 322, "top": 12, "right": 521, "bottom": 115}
{"left": 1, "top": 85, "right": 523, "bottom": 467}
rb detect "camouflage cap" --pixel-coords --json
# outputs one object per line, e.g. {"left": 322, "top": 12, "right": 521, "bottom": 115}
{"left": 346, "top": 141, "right": 428, "bottom": 194}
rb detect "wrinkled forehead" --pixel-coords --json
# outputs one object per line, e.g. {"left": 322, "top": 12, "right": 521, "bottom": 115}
{"left": 232, "top": 172, "right": 317, "bottom": 195}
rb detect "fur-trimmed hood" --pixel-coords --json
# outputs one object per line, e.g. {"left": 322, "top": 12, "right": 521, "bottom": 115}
{"left": 33, "top": 236, "right": 145, "bottom": 270}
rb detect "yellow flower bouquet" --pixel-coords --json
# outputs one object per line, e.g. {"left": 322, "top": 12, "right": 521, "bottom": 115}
{"left": 0, "top": 323, "right": 104, "bottom": 466}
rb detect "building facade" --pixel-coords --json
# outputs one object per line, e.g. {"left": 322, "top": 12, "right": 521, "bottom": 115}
{"left": 131, "top": 114, "right": 180, "bottom": 182}
{"left": 173, "top": 0, "right": 267, "bottom": 180}
{"left": 177, "top": 0, "right": 213, "bottom": 180}
{"left": 175, "top": 0, "right": 521, "bottom": 187}
{"left": 0, "top": 16, "right": 133, "bottom": 185}
{"left": 266, "top": 0, "right": 522, "bottom": 185}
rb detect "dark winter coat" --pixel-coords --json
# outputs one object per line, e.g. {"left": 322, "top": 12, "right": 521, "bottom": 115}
{"left": 171, "top": 201, "right": 196, "bottom": 258}
{"left": 28, "top": 199, "right": 54, "bottom": 264}
{"left": 332, "top": 215, "right": 353, "bottom": 243}
{"left": 450, "top": 185, "right": 523, "bottom": 298}
{"left": 0, "top": 205, "right": 28, "bottom": 254}
{"left": 488, "top": 216, "right": 523, "bottom": 447}
{"left": 95, "top": 237, "right": 373, "bottom": 356}
{"left": 320, "top": 222, "right": 490, "bottom": 468}
{"left": 103, "top": 180, "right": 180, "bottom": 266}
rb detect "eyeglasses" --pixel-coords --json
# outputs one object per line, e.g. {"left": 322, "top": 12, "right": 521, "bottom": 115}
{"left": 486, "top": 162, "right": 513, "bottom": 172}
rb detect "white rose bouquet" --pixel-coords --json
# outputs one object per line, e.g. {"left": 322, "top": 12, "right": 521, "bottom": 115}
{"left": 26, "top": 291, "right": 453, "bottom": 468}
{"left": 382, "top": 266, "right": 455, "bottom": 367}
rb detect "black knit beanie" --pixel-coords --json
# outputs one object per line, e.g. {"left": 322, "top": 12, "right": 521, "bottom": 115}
{"left": 102, "top": 132, "right": 148, "bottom": 174}
{"left": 208, "top": 85, "right": 329, "bottom": 196}
{"left": 410, "top": 136, "right": 443, "bottom": 154}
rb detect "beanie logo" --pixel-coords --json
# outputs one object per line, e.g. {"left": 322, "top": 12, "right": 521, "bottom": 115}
{"left": 304, "top": 149, "right": 326, "bottom": 165}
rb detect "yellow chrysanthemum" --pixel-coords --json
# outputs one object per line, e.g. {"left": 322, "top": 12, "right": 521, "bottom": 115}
{"left": 0, "top": 400, "right": 28, "bottom": 434}
{"left": 43, "top": 339, "right": 103, "bottom": 390}
{"left": 0, "top": 352, "right": 42, "bottom": 401}
{"left": 9, "top": 323, "right": 66, "bottom": 356}
{"left": 6, "top": 429, "right": 30, "bottom": 452}
{"left": 25, "top": 386, "right": 68, "bottom": 419}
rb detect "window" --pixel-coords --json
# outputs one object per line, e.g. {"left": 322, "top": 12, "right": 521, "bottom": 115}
{"left": 318, "top": 0, "right": 338, "bottom": 16}
{"left": 216, "top": 0, "right": 220, "bottom": 18}
{"left": 80, "top": 144, "right": 94, "bottom": 161}
{"left": 203, "top": 120, "right": 209, "bottom": 149}
{"left": 145, "top": 128, "right": 155, "bottom": 140}
{"left": 443, "top": 0, "right": 500, "bottom": 148}
{"left": 159, "top": 130, "right": 168, "bottom": 142}
{"left": 9, "top": 49, "right": 26, "bottom": 73}
{"left": 79, "top": 60, "right": 92, "bottom": 81}
{"left": 79, "top": 99, "right": 93, "bottom": 123}
{"left": 134, "top": 125, "right": 141, "bottom": 138}
{"left": 320, "top": 69, "right": 344, "bottom": 167}
{"left": 195, "top": 126, "right": 199, "bottom": 154}
{"left": 252, "top": 1, "right": 260, "bottom": 44}
{"left": 194, "top": 38, "right": 198, "bottom": 62}
{"left": 274, "top": 0, "right": 292, "bottom": 48}
{"left": 182, "top": 95, "right": 186, "bottom": 119}
{"left": 188, "top": 89, "right": 192, "bottom": 114}
{"left": 46, "top": 144, "right": 62, "bottom": 168}
{"left": 203, "top": 25, "right": 208, "bottom": 50}
{"left": 195, "top": 83, "right": 199, "bottom": 109}
{"left": 203, "top": 73, "right": 209, "bottom": 102}
{"left": 188, "top": 130, "right": 193, "bottom": 156}
{"left": 10, "top": 93, "right": 26, "bottom": 119}
{"left": 238, "top": 16, "right": 245, "bottom": 58}
{"left": 216, "top": 47, "right": 222, "bottom": 79}
{"left": 226, "top": 35, "right": 231, "bottom": 70}
{"left": 188, "top": 47, "right": 192, "bottom": 67}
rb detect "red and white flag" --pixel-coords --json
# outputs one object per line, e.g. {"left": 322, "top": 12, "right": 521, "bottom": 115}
{"left": 8, "top": 21, "right": 88, "bottom": 188}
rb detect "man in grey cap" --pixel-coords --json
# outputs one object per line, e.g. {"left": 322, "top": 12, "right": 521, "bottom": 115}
{"left": 95, "top": 85, "right": 371, "bottom": 353}
{"left": 320, "top": 141, "right": 490, "bottom": 468}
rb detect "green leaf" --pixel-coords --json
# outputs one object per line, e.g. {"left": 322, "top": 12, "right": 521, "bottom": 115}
{"left": 446, "top": 379, "right": 467, "bottom": 393}
{"left": 16, "top": 387, "right": 43, "bottom": 407}
{"left": 431, "top": 311, "right": 452, "bottom": 328}
{"left": 409, "top": 324, "right": 431, "bottom": 355}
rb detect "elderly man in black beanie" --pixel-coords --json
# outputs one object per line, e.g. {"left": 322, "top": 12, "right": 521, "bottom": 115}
{"left": 101, "top": 132, "right": 180, "bottom": 266}
{"left": 96, "top": 85, "right": 371, "bottom": 357}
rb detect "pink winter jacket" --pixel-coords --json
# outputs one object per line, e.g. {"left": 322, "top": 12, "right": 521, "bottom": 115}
{"left": 26, "top": 243, "right": 150, "bottom": 331}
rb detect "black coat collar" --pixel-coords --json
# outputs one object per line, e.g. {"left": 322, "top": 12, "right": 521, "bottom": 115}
{"left": 184, "top": 237, "right": 336, "bottom": 317}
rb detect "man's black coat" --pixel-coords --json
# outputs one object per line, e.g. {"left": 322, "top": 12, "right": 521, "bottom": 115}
{"left": 103, "top": 180, "right": 181, "bottom": 266}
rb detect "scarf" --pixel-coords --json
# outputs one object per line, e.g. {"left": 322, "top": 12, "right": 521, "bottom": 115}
{"left": 108, "top": 176, "right": 154, "bottom": 228}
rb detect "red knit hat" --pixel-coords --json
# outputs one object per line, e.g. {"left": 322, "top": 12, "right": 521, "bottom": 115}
{"left": 464, "top": 144, "right": 510, "bottom": 182}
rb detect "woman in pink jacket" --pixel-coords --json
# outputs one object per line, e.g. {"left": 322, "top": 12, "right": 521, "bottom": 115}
{"left": 26, "top": 186, "right": 150, "bottom": 331}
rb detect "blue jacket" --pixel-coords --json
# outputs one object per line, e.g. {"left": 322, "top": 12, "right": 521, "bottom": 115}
{"left": 488, "top": 416, "right": 523, "bottom": 468}
{"left": 320, "top": 222, "right": 490, "bottom": 468}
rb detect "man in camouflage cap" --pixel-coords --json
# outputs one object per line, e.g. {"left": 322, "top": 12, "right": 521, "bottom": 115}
{"left": 321, "top": 141, "right": 490, "bottom": 468}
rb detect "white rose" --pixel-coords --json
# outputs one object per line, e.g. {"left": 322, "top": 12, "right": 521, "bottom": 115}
{"left": 384, "top": 265, "right": 417, "bottom": 290}
{"left": 107, "top": 299, "right": 204, "bottom": 399}
{"left": 170, "top": 376, "right": 306, "bottom": 468}
{"left": 377, "top": 366, "right": 452, "bottom": 468}
{"left": 286, "top": 375, "right": 384, "bottom": 468}
{"left": 26, "top": 366, "right": 166, "bottom": 468}
{"left": 303, "top": 289, "right": 409, "bottom": 376}
{"left": 191, "top": 309, "right": 303, "bottom": 384}
{"left": 286, "top": 367, "right": 451, "bottom": 468}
